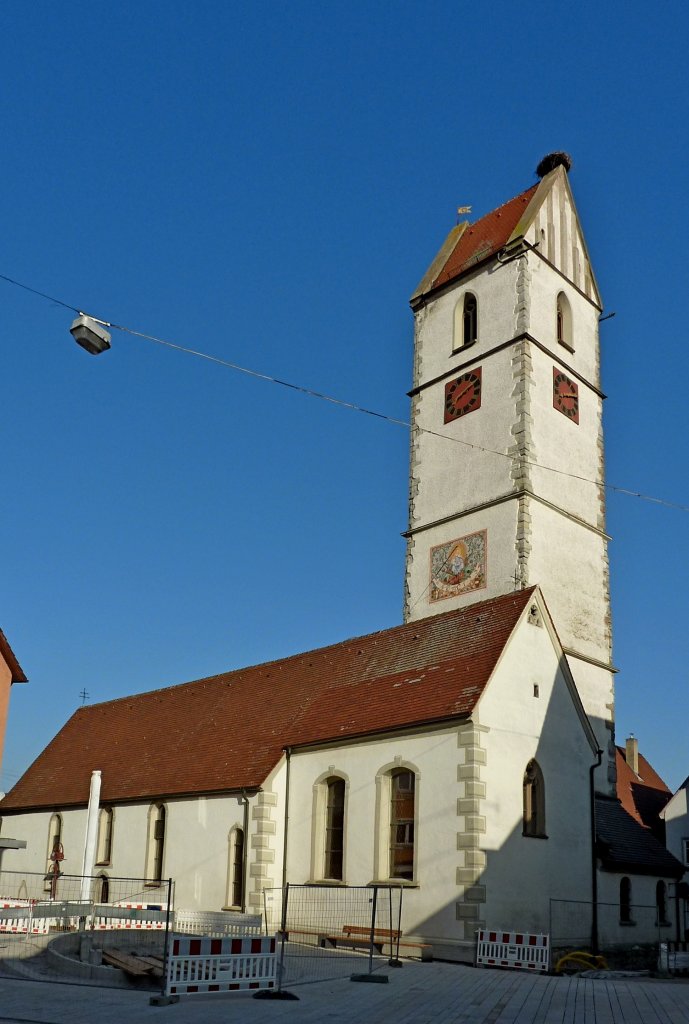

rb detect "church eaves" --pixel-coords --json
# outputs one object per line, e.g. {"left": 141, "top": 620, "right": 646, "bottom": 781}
{"left": 0, "top": 589, "right": 537, "bottom": 812}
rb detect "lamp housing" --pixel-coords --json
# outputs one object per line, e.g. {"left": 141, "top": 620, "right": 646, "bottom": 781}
{"left": 70, "top": 315, "right": 111, "bottom": 355}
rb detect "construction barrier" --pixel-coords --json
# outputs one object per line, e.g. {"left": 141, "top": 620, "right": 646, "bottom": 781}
{"left": 90, "top": 902, "right": 168, "bottom": 930}
{"left": 174, "top": 910, "right": 262, "bottom": 936}
{"left": 165, "top": 934, "right": 276, "bottom": 996}
{"left": 476, "top": 929, "right": 550, "bottom": 972}
{"left": 659, "top": 941, "right": 689, "bottom": 976}
{"left": 0, "top": 900, "right": 50, "bottom": 935}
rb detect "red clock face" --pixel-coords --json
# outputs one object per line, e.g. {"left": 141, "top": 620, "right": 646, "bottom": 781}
{"left": 444, "top": 368, "right": 482, "bottom": 423}
{"left": 553, "top": 368, "right": 579, "bottom": 423}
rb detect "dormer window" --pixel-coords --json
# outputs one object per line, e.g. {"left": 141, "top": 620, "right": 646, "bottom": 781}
{"left": 454, "top": 293, "right": 478, "bottom": 350}
{"left": 556, "top": 292, "right": 573, "bottom": 351}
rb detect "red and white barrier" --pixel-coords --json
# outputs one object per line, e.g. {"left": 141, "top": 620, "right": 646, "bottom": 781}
{"left": 166, "top": 934, "right": 276, "bottom": 996}
{"left": 0, "top": 899, "right": 50, "bottom": 935}
{"left": 91, "top": 900, "right": 168, "bottom": 930}
{"left": 476, "top": 929, "right": 550, "bottom": 972}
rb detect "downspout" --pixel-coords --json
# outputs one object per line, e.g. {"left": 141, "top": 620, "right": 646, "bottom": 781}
{"left": 240, "top": 789, "right": 249, "bottom": 914}
{"left": 281, "top": 747, "right": 291, "bottom": 891}
{"left": 80, "top": 770, "right": 102, "bottom": 901}
{"left": 590, "top": 748, "right": 603, "bottom": 954}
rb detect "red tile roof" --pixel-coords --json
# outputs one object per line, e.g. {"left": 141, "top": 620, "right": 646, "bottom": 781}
{"left": 426, "top": 184, "right": 539, "bottom": 295}
{"left": 0, "top": 589, "right": 535, "bottom": 811}
{"left": 615, "top": 746, "right": 671, "bottom": 838}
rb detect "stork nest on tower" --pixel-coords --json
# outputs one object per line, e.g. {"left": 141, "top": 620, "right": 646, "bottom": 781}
{"left": 536, "top": 152, "right": 573, "bottom": 178}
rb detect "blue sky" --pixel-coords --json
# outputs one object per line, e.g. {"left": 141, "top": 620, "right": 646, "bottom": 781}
{"left": 1, "top": 1, "right": 688, "bottom": 794}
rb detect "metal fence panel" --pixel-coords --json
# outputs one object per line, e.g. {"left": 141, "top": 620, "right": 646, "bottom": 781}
{"left": 264, "top": 884, "right": 403, "bottom": 988}
{"left": 0, "top": 869, "right": 173, "bottom": 993}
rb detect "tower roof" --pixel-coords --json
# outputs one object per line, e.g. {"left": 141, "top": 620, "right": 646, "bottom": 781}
{"left": 411, "top": 163, "right": 602, "bottom": 309}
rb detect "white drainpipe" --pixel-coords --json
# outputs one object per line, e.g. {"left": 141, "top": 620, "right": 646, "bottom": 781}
{"left": 80, "top": 770, "right": 101, "bottom": 901}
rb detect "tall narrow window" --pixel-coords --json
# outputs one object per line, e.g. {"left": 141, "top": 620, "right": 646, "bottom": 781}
{"left": 620, "top": 876, "right": 632, "bottom": 923}
{"left": 390, "top": 770, "right": 415, "bottom": 879}
{"left": 556, "top": 292, "right": 573, "bottom": 349}
{"left": 227, "top": 826, "right": 245, "bottom": 909}
{"left": 324, "top": 777, "right": 345, "bottom": 881}
{"left": 656, "top": 880, "right": 668, "bottom": 925}
{"left": 523, "top": 760, "right": 546, "bottom": 837}
{"left": 146, "top": 804, "right": 166, "bottom": 882}
{"left": 453, "top": 293, "right": 478, "bottom": 349}
{"left": 45, "top": 814, "right": 63, "bottom": 894}
{"left": 96, "top": 807, "right": 114, "bottom": 865}
{"left": 98, "top": 873, "right": 110, "bottom": 904}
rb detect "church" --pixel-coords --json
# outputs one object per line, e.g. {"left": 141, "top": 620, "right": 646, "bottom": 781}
{"left": 0, "top": 154, "right": 684, "bottom": 960}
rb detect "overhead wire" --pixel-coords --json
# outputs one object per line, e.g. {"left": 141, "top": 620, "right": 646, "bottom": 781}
{"left": 1, "top": 270, "right": 688, "bottom": 515}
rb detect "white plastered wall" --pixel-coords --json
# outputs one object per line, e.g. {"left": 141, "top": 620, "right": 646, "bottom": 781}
{"left": 475, "top": 602, "right": 595, "bottom": 937}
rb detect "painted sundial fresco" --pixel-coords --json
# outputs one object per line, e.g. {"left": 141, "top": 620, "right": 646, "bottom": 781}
{"left": 429, "top": 530, "right": 487, "bottom": 602}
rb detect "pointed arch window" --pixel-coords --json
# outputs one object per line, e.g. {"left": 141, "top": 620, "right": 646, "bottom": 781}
{"left": 453, "top": 293, "right": 478, "bottom": 350}
{"left": 620, "top": 876, "right": 632, "bottom": 923}
{"left": 146, "top": 804, "right": 166, "bottom": 883}
{"left": 556, "top": 292, "right": 573, "bottom": 350}
{"left": 523, "top": 760, "right": 546, "bottom": 838}
{"left": 390, "top": 769, "right": 415, "bottom": 879}
{"left": 96, "top": 807, "right": 114, "bottom": 865}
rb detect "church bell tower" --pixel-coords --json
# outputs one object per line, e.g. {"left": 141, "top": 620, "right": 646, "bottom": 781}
{"left": 404, "top": 153, "right": 615, "bottom": 789}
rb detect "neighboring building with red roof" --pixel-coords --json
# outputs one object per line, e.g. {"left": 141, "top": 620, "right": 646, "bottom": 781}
{"left": 1, "top": 157, "right": 684, "bottom": 958}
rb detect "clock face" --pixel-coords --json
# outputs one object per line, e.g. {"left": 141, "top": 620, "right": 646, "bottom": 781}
{"left": 444, "top": 368, "right": 482, "bottom": 423}
{"left": 552, "top": 368, "right": 579, "bottom": 423}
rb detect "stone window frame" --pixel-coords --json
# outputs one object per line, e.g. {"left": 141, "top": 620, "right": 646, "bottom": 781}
{"left": 556, "top": 291, "right": 574, "bottom": 351}
{"left": 310, "top": 770, "right": 349, "bottom": 884}
{"left": 45, "top": 812, "right": 63, "bottom": 892}
{"left": 373, "top": 759, "right": 420, "bottom": 885}
{"left": 145, "top": 802, "right": 167, "bottom": 884}
{"left": 95, "top": 806, "right": 114, "bottom": 866}
{"left": 225, "top": 824, "right": 245, "bottom": 909}
{"left": 453, "top": 292, "right": 478, "bottom": 351}
{"left": 522, "top": 760, "right": 547, "bottom": 839}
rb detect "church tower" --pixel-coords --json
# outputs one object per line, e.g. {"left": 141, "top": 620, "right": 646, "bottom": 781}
{"left": 404, "top": 154, "right": 615, "bottom": 789}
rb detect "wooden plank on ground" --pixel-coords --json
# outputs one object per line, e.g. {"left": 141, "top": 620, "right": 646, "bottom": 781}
{"left": 102, "top": 948, "right": 153, "bottom": 977}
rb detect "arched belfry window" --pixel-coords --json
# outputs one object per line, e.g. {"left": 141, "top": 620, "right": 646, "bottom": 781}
{"left": 523, "top": 760, "right": 546, "bottom": 838}
{"left": 390, "top": 769, "right": 416, "bottom": 879}
{"left": 556, "top": 292, "right": 573, "bottom": 350}
{"left": 454, "top": 293, "right": 478, "bottom": 349}
{"left": 620, "top": 876, "right": 632, "bottom": 923}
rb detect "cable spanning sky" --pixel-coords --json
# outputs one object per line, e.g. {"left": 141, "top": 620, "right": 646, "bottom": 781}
{"left": 1, "top": 1, "right": 688, "bottom": 793}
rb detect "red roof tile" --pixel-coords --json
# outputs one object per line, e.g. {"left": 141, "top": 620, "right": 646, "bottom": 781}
{"left": 615, "top": 747, "right": 671, "bottom": 838}
{"left": 0, "top": 589, "right": 535, "bottom": 811}
{"left": 428, "top": 184, "right": 539, "bottom": 294}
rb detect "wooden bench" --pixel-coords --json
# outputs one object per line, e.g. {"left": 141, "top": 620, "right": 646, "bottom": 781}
{"left": 323, "top": 925, "right": 433, "bottom": 962}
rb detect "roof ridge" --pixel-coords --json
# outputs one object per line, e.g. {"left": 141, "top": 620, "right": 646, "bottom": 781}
{"left": 72, "top": 587, "right": 538, "bottom": 713}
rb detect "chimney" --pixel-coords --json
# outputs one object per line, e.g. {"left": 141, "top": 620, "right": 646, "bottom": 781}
{"left": 625, "top": 735, "right": 639, "bottom": 775}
